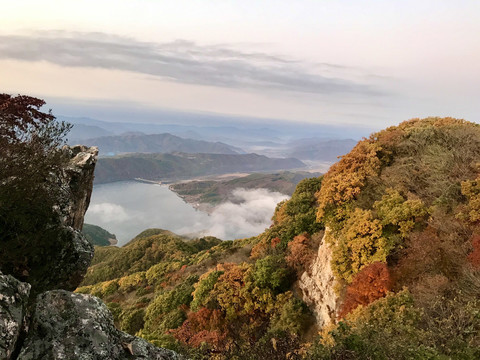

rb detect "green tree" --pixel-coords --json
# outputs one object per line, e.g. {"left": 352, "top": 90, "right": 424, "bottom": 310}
{"left": 0, "top": 94, "right": 71, "bottom": 282}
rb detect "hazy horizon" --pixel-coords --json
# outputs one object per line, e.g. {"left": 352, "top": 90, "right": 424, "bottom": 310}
{"left": 2, "top": 1, "right": 479, "bottom": 129}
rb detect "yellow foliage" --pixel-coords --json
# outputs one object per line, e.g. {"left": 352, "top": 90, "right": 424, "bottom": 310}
{"left": 330, "top": 208, "right": 390, "bottom": 283}
{"left": 374, "top": 189, "right": 428, "bottom": 238}
{"left": 316, "top": 139, "right": 382, "bottom": 221}
{"left": 459, "top": 177, "right": 480, "bottom": 222}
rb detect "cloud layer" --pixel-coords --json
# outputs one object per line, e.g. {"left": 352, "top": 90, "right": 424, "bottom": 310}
{"left": 183, "top": 188, "right": 289, "bottom": 240}
{"left": 0, "top": 31, "right": 381, "bottom": 96}
{"left": 84, "top": 182, "right": 288, "bottom": 245}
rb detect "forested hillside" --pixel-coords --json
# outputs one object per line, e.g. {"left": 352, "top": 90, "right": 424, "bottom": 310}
{"left": 79, "top": 118, "right": 480, "bottom": 359}
{"left": 94, "top": 152, "right": 306, "bottom": 184}
{"left": 82, "top": 223, "right": 118, "bottom": 246}
{"left": 170, "top": 171, "right": 320, "bottom": 206}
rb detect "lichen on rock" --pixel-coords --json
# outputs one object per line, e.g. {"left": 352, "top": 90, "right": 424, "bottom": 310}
{"left": 18, "top": 290, "right": 184, "bottom": 360}
{"left": 0, "top": 271, "right": 31, "bottom": 360}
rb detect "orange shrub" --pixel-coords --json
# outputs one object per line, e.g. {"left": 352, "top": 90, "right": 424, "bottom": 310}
{"left": 338, "top": 262, "right": 392, "bottom": 318}
{"left": 286, "top": 233, "right": 315, "bottom": 273}
{"left": 171, "top": 307, "right": 227, "bottom": 349}
{"left": 468, "top": 234, "right": 480, "bottom": 268}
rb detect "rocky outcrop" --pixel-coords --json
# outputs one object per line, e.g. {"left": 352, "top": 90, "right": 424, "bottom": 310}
{"left": 0, "top": 144, "right": 184, "bottom": 359}
{"left": 18, "top": 291, "right": 184, "bottom": 360}
{"left": 38, "top": 226, "right": 94, "bottom": 292}
{"left": 0, "top": 272, "right": 31, "bottom": 360}
{"left": 25, "top": 146, "right": 98, "bottom": 294}
{"left": 298, "top": 229, "right": 340, "bottom": 327}
{"left": 61, "top": 145, "right": 98, "bottom": 231}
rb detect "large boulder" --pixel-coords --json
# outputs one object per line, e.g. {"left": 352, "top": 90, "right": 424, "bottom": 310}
{"left": 0, "top": 272, "right": 31, "bottom": 360}
{"left": 31, "top": 226, "right": 94, "bottom": 293}
{"left": 18, "top": 291, "right": 184, "bottom": 360}
{"left": 0, "top": 146, "right": 97, "bottom": 294}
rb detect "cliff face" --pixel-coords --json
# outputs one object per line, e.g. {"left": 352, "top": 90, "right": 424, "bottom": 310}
{"left": 0, "top": 145, "right": 183, "bottom": 360}
{"left": 61, "top": 145, "right": 98, "bottom": 231}
{"left": 298, "top": 228, "right": 339, "bottom": 327}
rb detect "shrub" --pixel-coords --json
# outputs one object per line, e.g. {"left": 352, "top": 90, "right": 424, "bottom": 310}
{"left": 338, "top": 262, "right": 392, "bottom": 318}
{"left": 120, "top": 308, "right": 145, "bottom": 335}
{"left": 190, "top": 270, "right": 223, "bottom": 311}
{"left": 330, "top": 208, "right": 392, "bottom": 283}
{"left": 143, "top": 275, "right": 198, "bottom": 333}
{"left": 467, "top": 234, "right": 480, "bottom": 269}
{"left": 286, "top": 233, "right": 316, "bottom": 273}
{"left": 374, "top": 189, "right": 427, "bottom": 238}
{"left": 252, "top": 255, "right": 293, "bottom": 293}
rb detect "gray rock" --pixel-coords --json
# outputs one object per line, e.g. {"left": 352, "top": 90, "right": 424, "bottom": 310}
{"left": 30, "top": 145, "right": 98, "bottom": 292}
{"left": 0, "top": 145, "right": 97, "bottom": 294}
{"left": 60, "top": 145, "right": 98, "bottom": 231}
{"left": 298, "top": 228, "right": 340, "bottom": 328}
{"left": 40, "top": 226, "right": 94, "bottom": 292}
{"left": 18, "top": 290, "right": 184, "bottom": 360}
{"left": 0, "top": 272, "right": 31, "bottom": 360}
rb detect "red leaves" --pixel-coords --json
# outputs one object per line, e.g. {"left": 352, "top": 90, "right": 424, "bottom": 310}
{"left": 468, "top": 234, "right": 480, "bottom": 269}
{"left": 171, "top": 307, "right": 227, "bottom": 349}
{"left": 286, "top": 234, "right": 315, "bottom": 273}
{"left": 0, "top": 94, "right": 54, "bottom": 144}
{"left": 339, "top": 262, "right": 392, "bottom": 318}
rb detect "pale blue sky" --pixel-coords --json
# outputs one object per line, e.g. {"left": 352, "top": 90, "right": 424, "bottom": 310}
{"left": 1, "top": 1, "right": 479, "bottom": 127}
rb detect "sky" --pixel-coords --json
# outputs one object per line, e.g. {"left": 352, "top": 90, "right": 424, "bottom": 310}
{"left": 1, "top": 0, "right": 479, "bottom": 128}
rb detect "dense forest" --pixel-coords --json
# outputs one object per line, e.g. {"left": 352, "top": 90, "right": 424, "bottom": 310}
{"left": 78, "top": 117, "right": 480, "bottom": 359}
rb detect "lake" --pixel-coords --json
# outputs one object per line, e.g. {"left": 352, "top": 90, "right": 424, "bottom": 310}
{"left": 84, "top": 181, "right": 288, "bottom": 246}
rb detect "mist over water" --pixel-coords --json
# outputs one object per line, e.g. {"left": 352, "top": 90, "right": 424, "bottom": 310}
{"left": 84, "top": 181, "right": 288, "bottom": 246}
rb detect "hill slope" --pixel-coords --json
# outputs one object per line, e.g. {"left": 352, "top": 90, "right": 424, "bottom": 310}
{"left": 79, "top": 118, "right": 480, "bottom": 359}
{"left": 82, "top": 223, "right": 118, "bottom": 246}
{"left": 94, "top": 152, "right": 306, "bottom": 184}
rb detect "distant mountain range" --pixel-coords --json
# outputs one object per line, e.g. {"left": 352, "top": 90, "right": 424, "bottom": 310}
{"left": 288, "top": 138, "right": 357, "bottom": 161}
{"left": 76, "top": 133, "right": 243, "bottom": 155}
{"left": 94, "top": 153, "right": 306, "bottom": 184}
{"left": 61, "top": 115, "right": 369, "bottom": 146}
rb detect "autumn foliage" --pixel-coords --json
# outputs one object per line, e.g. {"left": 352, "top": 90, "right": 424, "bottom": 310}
{"left": 171, "top": 307, "right": 227, "bottom": 349}
{"left": 316, "top": 139, "right": 382, "bottom": 220}
{"left": 339, "top": 262, "right": 392, "bottom": 318}
{"left": 468, "top": 234, "right": 480, "bottom": 269}
{"left": 286, "top": 233, "right": 315, "bottom": 273}
{"left": 74, "top": 117, "right": 480, "bottom": 359}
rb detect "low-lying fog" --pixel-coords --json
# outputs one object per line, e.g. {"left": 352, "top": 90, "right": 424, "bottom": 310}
{"left": 84, "top": 181, "right": 288, "bottom": 246}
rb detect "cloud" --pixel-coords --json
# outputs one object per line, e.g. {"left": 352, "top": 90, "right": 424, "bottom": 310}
{"left": 0, "top": 31, "right": 383, "bottom": 96}
{"left": 181, "top": 188, "right": 289, "bottom": 240}
{"left": 87, "top": 202, "right": 129, "bottom": 223}
{"left": 85, "top": 185, "right": 287, "bottom": 244}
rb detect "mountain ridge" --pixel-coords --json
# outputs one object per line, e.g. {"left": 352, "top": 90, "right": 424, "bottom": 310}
{"left": 77, "top": 132, "right": 243, "bottom": 155}
{"left": 94, "top": 152, "right": 306, "bottom": 184}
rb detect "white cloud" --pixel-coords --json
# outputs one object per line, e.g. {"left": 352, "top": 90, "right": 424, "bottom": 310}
{"left": 180, "top": 188, "right": 289, "bottom": 240}
{"left": 87, "top": 202, "right": 129, "bottom": 223}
